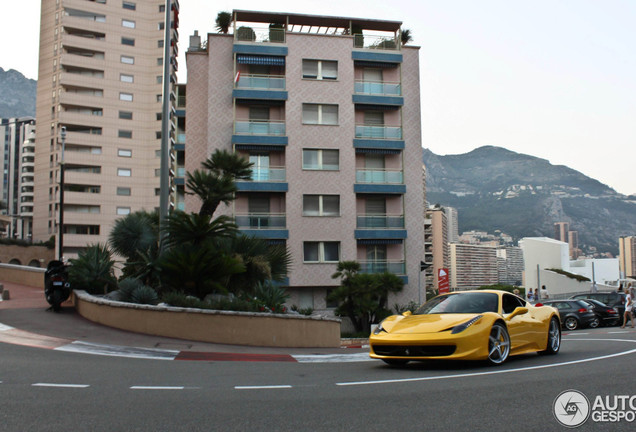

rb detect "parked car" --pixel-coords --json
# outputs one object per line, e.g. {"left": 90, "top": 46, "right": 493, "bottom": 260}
{"left": 538, "top": 300, "right": 598, "bottom": 330}
{"left": 577, "top": 298, "right": 620, "bottom": 327}
{"left": 571, "top": 292, "right": 627, "bottom": 325}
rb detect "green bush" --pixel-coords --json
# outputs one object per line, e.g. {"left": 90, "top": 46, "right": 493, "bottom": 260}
{"left": 291, "top": 305, "right": 313, "bottom": 316}
{"left": 130, "top": 285, "right": 159, "bottom": 305}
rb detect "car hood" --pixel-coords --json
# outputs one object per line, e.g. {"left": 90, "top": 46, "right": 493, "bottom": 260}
{"left": 387, "top": 314, "right": 483, "bottom": 334}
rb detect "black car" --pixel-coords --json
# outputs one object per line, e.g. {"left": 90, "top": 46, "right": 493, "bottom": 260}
{"left": 539, "top": 300, "right": 598, "bottom": 330}
{"left": 571, "top": 292, "right": 627, "bottom": 325}
{"left": 577, "top": 298, "right": 620, "bottom": 327}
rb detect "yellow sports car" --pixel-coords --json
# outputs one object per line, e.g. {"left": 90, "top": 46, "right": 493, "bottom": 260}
{"left": 370, "top": 290, "right": 561, "bottom": 366}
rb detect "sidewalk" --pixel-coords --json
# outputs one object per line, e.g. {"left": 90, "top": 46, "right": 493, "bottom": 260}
{"left": 0, "top": 281, "right": 369, "bottom": 358}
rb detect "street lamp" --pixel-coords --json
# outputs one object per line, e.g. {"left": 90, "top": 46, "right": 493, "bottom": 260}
{"left": 58, "top": 126, "right": 66, "bottom": 260}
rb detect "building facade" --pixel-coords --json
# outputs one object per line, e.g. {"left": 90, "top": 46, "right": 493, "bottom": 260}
{"left": 496, "top": 246, "right": 523, "bottom": 286}
{"left": 427, "top": 206, "right": 449, "bottom": 292}
{"left": 0, "top": 117, "right": 35, "bottom": 239}
{"left": 619, "top": 236, "right": 636, "bottom": 279}
{"left": 185, "top": 10, "right": 425, "bottom": 312}
{"left": 449, "top": 243, "right": 498, "bottom": 290}
{"left": 34, "top": 0, "right": 179, "bottom": 256}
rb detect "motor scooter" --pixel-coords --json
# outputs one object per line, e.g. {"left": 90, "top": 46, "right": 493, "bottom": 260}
{"left": 44, "top": 260, "right": 71, "bottom": 312}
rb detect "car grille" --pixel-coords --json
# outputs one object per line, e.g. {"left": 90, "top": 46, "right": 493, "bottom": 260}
{"left": 373, "top": 345, "right": 456, "bottom": 357}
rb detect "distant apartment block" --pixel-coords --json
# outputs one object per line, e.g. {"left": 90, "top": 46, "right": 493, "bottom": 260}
{"left": 426, "top": 206, "right": 450, "bottom": 291}
{"left": 33, "top": 0, "right": 180, "bottom": 256}
{"left": 619, "top": 236, "right": 636, "bottom": 279}
{"left": 0, "top": 117, "right": 35, "bottom": 240}
{"left": 496, "top": 246, "right": 523, "bottom": 286}
{"left": 185, "top": 10, "right": 425, "bottom": 311}
{"left": 444, "top": 206, "right": 458, "bottom": 243}
{"left": 450, "top": 243, "right": 498, "bottom": 290}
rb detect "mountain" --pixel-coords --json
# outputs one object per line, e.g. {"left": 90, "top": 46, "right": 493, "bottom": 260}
{"left": 423, "top": 146, "right": 636, "bottom": 256}
{"left": 0, "top": 68, "right": 36, "bottom": 118}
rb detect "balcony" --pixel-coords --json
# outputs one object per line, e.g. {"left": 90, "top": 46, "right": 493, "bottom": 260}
{"left": 235, "top": 212, "right": 288, "bottom": 239}
{"left": 234, "top": 120, "right": 285, "bottom": 136}
{"left": 355, "top": 124, "right": 402, "bottom": 140}
{"left": 357, "top": 214, "right": 404, "bottom": 229}
{"left": 359, "top": 260, "right": 406, "bottom": 275}
{"left": 233, "top": 74, "right": 287, "bottom": 101}
{"left": 354, "top": 80, "right": 401, "bottom": 96}
{"left": 250, "top": 167, "right": 286, "bottom": 182}
{"left": 356, "top": 169, "right": 403, "bottom": 184}
{"left": 234, "top": 26, "right": 285, "bottom": 44}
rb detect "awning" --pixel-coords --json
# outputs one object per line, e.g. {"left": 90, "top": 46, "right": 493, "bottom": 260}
{"left": 237, "top": 54, "right": 285, "bottom": 66}
{"left": 235, "top": 144, "right": 285, "bottom": 152}
{"left": 355, "top": 148, "right": 401, "bottom": 155}
{"left": 354, "top": 60, "right": 399, "bottom": 68}
{"left": 357, "top": 239, "right": 403, "bottom": 245}
{"left": 354, "top": 104, "right": 401, "bottom": 111}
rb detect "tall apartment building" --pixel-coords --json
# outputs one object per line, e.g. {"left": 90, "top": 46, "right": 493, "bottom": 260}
{"left": 554, "top": 222, "right": 569, "bottom": 242}
{"left": 444, "top": 206, "right": 459, "bottom": 243}
{"left": 450, "top": 243, "right": 498, "bottom": 290}
{"left": 496, "top": 246, "right": 523, "bottom": 286}
{"left": 34, "top": 0, "right": 179, "bottom": 256}
{"left": 0, "top": 117, "right": 36, "bottom": 239}
{"left": 186, "top": 10, "right": 425, "bottom": 311}
{"left": 619, "top": 236, "right": 636, "bottom": 279}
{"left": 426, "top": 206, "right": 450, "bottom": 291}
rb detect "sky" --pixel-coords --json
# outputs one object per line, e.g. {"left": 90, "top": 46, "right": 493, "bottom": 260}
{"left": 2, "top": 0, "right": 635, "bottom": 195}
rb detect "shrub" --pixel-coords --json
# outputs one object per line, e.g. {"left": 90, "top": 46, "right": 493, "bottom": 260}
{"left": 291, "top": 305, "right": 314, "bottom": 316}
{"left": 130, "top": 285, "right": 159, "bottom": 305}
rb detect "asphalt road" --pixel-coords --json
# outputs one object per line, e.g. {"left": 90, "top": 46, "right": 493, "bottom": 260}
{"left": 1, "top": 328, "right": 635, "bottom": 431}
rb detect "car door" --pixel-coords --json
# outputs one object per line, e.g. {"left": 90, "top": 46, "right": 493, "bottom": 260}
{"left": 502, "top": 294, "right": 533, "bottom": 351}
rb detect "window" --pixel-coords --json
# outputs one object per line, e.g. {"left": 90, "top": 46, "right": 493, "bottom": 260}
{"left": 117, "top": 168, "right": 131, "bottom": 177}
{"left": 302, "top": 60, "right": 338, "bottom": 80}
{"left": 302, "top": 149, "right": 339, "bottom": 170}
{"left": 157, "top": 58, "right": 163, "bottom": 66}
{"left": 120, "top": 74, "right": 134, "bottom": 83}
{"left": 120, "top": 55, "right": 134, "bottom": 65}
{"left": 120, "top": 92, "right": 133, "bottom": 101}
{"left": 118, "top": 130, "right": 132, "bottom": 139}
{"left": 122, "top": 19, "right": 136, "bottom": 29}
{"left": 156, "top": 75, "right": 162, "bottom": 84}
{"left": 302, "top": 104, "right": 338, "bottom": 125}
{"left": 118, "top": 149, "right": 132, "bottom": 157}
{"left": 117, "top": 207, "right": 131, "bottom": 215}
{"left": 119, "top": 111, "right": 133, "bottom": 120}
{"left": 121, "top": 37, "right": 135, "bottom": 46}
{"left": 158, "top": 40, "right": 164, "bottom": 48}
{"left": 158, "top": 22, "right": 165, "bottom": 30}
{"left": 122, "top": 1, "right": 136, "bottom": 10}
{"left": 303, "top": 242, "right": 340, "bottom": 263}
{"left": 117, "top": 187, "right": 131, "bottom": 196}
{"left": 159, "top": 4, "right": 165, "bottom": 12}
{"left": 303, "top": 195, "right": 340, "bottom": 216}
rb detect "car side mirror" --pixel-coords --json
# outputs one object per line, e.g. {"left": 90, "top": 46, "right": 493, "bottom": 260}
{"left": 506, "top": 307, "right": 528, "bottom": 320}
{"left": 402, "top": 310, "right": 412, "bottom": 316}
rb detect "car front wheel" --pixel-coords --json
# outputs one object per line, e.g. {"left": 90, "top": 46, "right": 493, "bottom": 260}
{"left": 487, "top": 322, "right": 510, "bottom": 366}
{"left": 564, "top": 316, "right": 579, "bottom": 330}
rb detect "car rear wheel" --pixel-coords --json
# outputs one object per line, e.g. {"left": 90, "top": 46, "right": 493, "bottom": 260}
{"left": 564, "top": 316, "right": 579, "bottom": 330}
{"left": 382, "top": 359, "right": 409, "bottom": 366}
{"left": 539, "top": 317, "right": 561, "bottom": 355}
{"left": 589, "top": 317, "right": 600, "bottom": 328}
{"left": 487, "top": 322, "right": 510, "bottom": 366}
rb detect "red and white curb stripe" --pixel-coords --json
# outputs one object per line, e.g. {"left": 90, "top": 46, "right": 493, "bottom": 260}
{"left": 0, "top": 322, "right": 370, "bottom": 363}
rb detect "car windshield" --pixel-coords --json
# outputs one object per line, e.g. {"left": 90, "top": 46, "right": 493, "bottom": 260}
{"left": 415, "top": 292, "right": 499, "bottom": 315}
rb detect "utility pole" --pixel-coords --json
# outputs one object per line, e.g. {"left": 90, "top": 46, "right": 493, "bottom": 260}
{"left": 58, "top": 126, "right": 66, "bottom": 260}
{"left": 159, "top": 0, "right": 173, "bottom": 249}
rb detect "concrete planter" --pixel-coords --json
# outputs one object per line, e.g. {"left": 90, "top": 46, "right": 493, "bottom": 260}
{"left": 73, "top": 290, "right": 341, "bottom": 348}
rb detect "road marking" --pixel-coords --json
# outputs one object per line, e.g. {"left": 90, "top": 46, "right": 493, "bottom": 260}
{"left": 55, "top": 341, "right": 179, "bottom": 360}
{"left": 293, "top": 353, "right": 373, "bottom": 363}
{"left": 130, "top": 386, "right": 185, "bottom": 390}
{"left": 32, "top": 383, "right": 90, "bottom": 388}
{"left": 235, "top": 385, "right": 292, "bottom": 390}
{"left": 338, "top": 338, "right": 636, "bottom": 387}
{"left": 0, "top": 323, "right": 15, "bottom": 331}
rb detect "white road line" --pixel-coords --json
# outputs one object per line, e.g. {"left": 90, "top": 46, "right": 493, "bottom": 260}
{"left": 293, "top": 353, "right": 373, "bottom": 363}
{"left": 608, "top": 331, "right": 631, "bottom": 334}
{"left": 130, "top": 386, "right": 185, "bottom": 390}
{"left": 55, "top": 341, "right": 179, "bottom": 360}
{"left": 235, "top": 385, "right": 292, "bottom": 390}
{"left": 32, "top": 383, "right": 90, "bottom": 388}
{"left": 338, "top": 338, "right": 636, "bottom": 387}
{"left": 0, "top": 323, "right": 15, "bottom": 332}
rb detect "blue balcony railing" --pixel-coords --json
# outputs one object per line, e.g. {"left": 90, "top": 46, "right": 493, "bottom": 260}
{"left": 237, "top": 74, "right": 285, "bottom": 90}
{"left": 234, "top": 120, "right": 285, "bottom": 136}
{"left": 250, "top": 167, "right": 286, "bottom": 182}
{"left": 356, "top": 214, "right": 405, "bottom": 229}
{"left": 235, "top": 213, "right": 286, "bottom": 229}
{"left": 354, "top": 81, "right": 401, "bottom": 96}
{"left": 355, "top": 125, "right": 402, "bottom": 140}
{"left": 356, "top": 169, "right": 403, "bottom": 184}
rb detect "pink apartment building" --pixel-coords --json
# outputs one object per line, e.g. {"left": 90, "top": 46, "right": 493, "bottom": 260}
{"left": 185, "top": 10, "right": 425, "bottom": 313}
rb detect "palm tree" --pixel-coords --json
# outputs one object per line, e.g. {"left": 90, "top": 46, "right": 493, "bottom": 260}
{"left": 164, "top": 212, "right": 237, "bottom": 248}
{"left": 215, "top": 11, "right": 232, "bottom": 34}
{"left": 68, "top": 244, "right": 117, "bottom": 295}
{"left": 109, "top": 210, "right": 160, "bottom": 282}
{"left": 401, "top": 29, "right": 413, "bottom": 46}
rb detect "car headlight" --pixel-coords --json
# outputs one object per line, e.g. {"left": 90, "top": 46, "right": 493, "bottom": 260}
{"left": 450, "top": 315, "right": 483, "bottom": 334}
{"left": 373, "top": 321, "right": 386, "bottom": 335}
